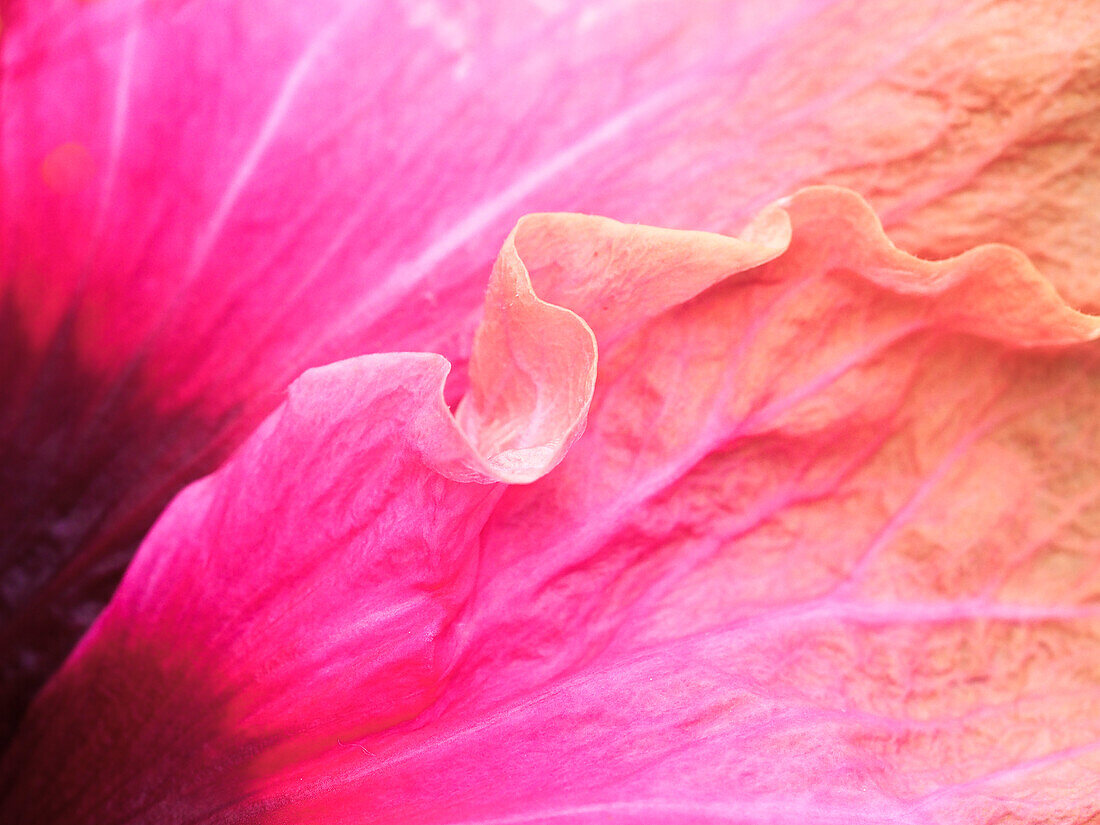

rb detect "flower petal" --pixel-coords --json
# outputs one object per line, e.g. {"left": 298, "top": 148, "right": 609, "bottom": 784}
{"left": 3, "top": 188, "right": 1098, "bottom": 822}
{"left": 4, "top": 0, "right": 1098, "bottom": 749}
{"left": 0, "top": 0, "right": 816, "bottom": 733}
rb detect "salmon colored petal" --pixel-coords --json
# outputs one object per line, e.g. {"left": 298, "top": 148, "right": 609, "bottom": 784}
{"left": 3, "top": 188, "right": 1098, "bottom": 823}
{"left": 3, "top": 0, "right": 1097, "bottom": 750}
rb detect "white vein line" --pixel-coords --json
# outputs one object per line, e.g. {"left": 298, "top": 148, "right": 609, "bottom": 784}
{"left": 345, "top": 78, "right": 693, "bottom": 320}
{"left": 369, "top": 0, "right": 837, "bottom": 311}
{"left": 184, "top": 4, "right": 358, "bottom": 282}
{"left": 91, "top": 19, "right": 139, "bottom": 245}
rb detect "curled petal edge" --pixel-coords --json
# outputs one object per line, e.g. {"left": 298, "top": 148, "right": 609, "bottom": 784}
{"left": 433, "top": 184, "right": 1099, "bottom": 486}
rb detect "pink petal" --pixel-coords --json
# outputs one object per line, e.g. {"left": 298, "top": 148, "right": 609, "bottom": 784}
{"left": 0, "top": 0, "right": 814, "bottom": 731}
{"left": 4, "top": 0, "right": 1097, "bottom": 742}
{"left": 3, "top": 188, "right": 1098, "bottom": 823}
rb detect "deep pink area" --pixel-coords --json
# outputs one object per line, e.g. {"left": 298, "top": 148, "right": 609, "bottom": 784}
{"left": 0, "top": 354, "right": 507, "bottom": 821}
{"left": 3, "top": 189, "right": 1097, "bottom": 823}
{"left": 0, "top": 305, "right": 222, "bottom": 738}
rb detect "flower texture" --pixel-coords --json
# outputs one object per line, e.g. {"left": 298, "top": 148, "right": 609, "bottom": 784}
{"left": 2, "top": 0, "right": 1100, "bottom": 822}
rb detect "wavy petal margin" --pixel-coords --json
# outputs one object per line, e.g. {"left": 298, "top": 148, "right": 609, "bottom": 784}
{"left": 2, "top": 187, "right": 1099, "bottom": 823}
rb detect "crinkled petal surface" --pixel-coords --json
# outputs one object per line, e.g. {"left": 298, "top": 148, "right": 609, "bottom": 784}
{"left": 3, "top": 188, "right": 1098, "bottom": 824}
{"left": 3, "top": 0, "right": 1099, "bottom": 737}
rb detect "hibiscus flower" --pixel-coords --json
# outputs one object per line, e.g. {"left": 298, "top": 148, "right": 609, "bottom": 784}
{"left": 2, "top": 0, "right": 1099, "bottom": 822}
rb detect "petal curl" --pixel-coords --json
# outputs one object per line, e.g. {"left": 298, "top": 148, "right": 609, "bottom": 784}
{"left": 3, "top": 188, "right": 1098, "bottom": 823}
